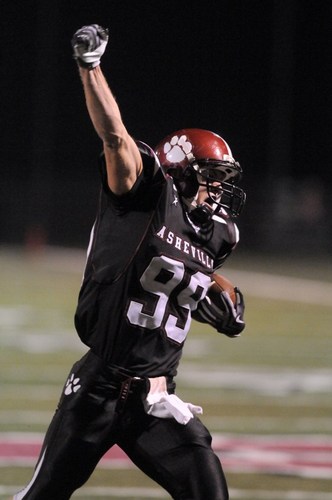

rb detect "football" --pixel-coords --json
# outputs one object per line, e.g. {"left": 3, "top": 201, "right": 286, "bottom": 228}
{"left": 208, "top": 273, "right": 236, "bottom": 305}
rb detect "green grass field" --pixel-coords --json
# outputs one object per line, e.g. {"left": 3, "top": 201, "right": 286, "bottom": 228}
{"left": 1, "top": 246, "right": 332, "bottom": 499}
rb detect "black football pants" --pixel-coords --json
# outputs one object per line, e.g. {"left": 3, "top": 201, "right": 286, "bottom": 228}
{"left": 14, "top": 351, "right": 229, "bottom": 500}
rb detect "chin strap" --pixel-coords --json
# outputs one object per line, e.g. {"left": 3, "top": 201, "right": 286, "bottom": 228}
{"left": 189, "top": 204, "right": 214, "bottom": 225}
{"left": 182, "top": 153, "right": 223, "bottom": 221}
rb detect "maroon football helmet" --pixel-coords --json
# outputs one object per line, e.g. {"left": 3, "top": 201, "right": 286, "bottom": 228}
{"left": 155, "top": 128, "right": 246, "bottom": 217}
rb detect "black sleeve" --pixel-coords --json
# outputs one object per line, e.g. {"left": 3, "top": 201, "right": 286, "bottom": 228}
{"left": 98, "top": 145, "right": 164, "bottom": 194}
{"left": 97, "top": 149, "right": 165, "bottom": 213}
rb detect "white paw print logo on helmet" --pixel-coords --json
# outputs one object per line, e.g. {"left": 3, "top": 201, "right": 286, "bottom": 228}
{"left": 64, "top": 373, "right": 81, "bottom": 395}
{"left": 164, "top": 135, "right": 193, "bottom": 163}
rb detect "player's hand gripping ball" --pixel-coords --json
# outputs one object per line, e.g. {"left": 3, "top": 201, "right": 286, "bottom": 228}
{"left": 208, "top": 273, "right": 237, "bottom": 305}
{"left": 192, "top": 273, "right": 245, "bottom": 337}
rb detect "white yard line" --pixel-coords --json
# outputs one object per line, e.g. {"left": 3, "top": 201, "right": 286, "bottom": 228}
{"left": 178, "top": 364, "right": 332, "bottom": 395}
{"left": 7, "top": 246, "right": 332, "bottom": 305}
{"left": 2, "top": 365, "right": 332, "bottom": 398}
{"left": 44, "top": 247, "right": 332, "bottom": 305}
{"left": 222, "top": 269, "right": 332, "bottom": 306}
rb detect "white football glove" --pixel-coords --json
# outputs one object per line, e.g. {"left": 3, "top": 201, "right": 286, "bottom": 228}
{"left": 72, "top": 24, "right": 109, "bottom": 68}
{"left": 144, "top": 392, "right": 203, "bottom": 425}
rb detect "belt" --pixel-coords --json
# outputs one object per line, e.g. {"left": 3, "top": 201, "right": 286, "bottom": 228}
{"left": 89, "top": 353, "right": 175, "bottom": 411}
{"left": 117, "top": 376, "right": 147, "bottom": 411}
{"left": 102, "top": 364, "right": 149, "bottom": 412}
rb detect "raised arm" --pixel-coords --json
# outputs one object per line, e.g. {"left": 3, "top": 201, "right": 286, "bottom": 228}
{"left": 72, "top": 25, "right": 142, "bottom": 194}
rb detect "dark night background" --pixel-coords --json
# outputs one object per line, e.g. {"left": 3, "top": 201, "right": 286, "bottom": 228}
{"left": 1, "top": 0, "right": 331, "bottom": 256}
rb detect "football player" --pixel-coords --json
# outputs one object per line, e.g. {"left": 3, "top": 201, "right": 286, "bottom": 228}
{"left": 14, "top": 24, "right": 245, "bottom": 500}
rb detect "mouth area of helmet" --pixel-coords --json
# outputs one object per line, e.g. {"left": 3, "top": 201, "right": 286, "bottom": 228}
{"left": 180, "top": 160, "right": 246, "bottom": 220}
{"left": 196, "top": 173, "right": 223, "bottom": 207}
{"left": 199, "top": 188, "right": 222, "bottom": 208}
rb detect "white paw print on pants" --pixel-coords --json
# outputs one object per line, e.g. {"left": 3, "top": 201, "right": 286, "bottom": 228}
{"left": 64, "top": 373, "right": 81, "bottom": 395}
{"left": 164, "top": 135, "right": 193, "bottom": 163}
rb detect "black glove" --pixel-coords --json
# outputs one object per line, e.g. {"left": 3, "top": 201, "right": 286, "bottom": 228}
{"left": 71, "top": 24, "right": 109, "bottom": 68}
{"left": 192, "top": 287, "right": 245, "bottom": 338}
{"left": 215, "top": 288, "right": 245, "bottom": 337}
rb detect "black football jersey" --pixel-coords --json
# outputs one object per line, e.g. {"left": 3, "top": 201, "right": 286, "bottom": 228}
{"left": 74, "top": 147, "right": 239, "bottom": 378}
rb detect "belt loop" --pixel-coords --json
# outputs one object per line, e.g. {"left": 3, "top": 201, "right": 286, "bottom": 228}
{"left": 116, "top": 378, "right": 132, "bottom": 413}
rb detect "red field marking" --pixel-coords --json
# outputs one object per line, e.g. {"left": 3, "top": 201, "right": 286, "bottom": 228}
{"left": 1, "top": 434, "right": 332, "bottom": 478}
{"left": 213, "top": 435, "right": 332, "bottom": 478}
